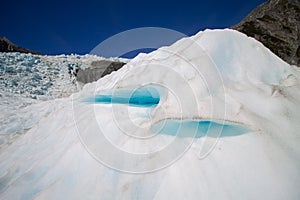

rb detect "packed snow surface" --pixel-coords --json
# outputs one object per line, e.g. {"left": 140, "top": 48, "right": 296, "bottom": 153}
{"left": 0, "top": 29, "right": 300, "bottom": 200}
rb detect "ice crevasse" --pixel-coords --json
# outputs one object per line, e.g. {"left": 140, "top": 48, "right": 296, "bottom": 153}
{"left": 0, "top": 29, "right": 300, "bottom": 200}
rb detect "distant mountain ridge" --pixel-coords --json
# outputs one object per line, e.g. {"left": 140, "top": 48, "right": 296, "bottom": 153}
{"left": 232, "top": 0, "right": 300, "bottom": 66}
{"left": 0, "top": 37, "right": 41, "bottom": 55}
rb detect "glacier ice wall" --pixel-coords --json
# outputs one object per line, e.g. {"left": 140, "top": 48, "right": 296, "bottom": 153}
{"left": 1, "top": 29, "right": 300, "bottom": 200}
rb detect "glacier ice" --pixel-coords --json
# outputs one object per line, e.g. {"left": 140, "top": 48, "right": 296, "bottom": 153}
{"left": 0, "top": 52, "right": 129, "bottom": 100}
{"left": 0, "top": 29, "right": 300, "bottom": 199}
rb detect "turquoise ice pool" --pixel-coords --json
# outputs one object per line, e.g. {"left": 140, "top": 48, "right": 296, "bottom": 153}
{"left": 85, "top": 85, "right": 160, "bottom": 107}
{"left": 151, "top": 120, "right": 249, "bottom": 138}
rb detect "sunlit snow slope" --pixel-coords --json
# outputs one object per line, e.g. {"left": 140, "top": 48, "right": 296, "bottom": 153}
{"left": 1, "top": 29, "right": 300, "bottom": 200}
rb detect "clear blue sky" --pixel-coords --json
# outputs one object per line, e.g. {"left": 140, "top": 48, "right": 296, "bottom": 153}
{"left": 0, "top": 0, "right": 266, "bottom": 55}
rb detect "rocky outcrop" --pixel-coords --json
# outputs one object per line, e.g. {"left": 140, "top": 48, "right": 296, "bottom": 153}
{"left": 76, "top": 60, "right": 126, "bottom": 84}
{"left": 0, "top": 37, "right": 41, "bottom": 55}
{"left": 232, "top": 0, "right": 300, "bottom": 66}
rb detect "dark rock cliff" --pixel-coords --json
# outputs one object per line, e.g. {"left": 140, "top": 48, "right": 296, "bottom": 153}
{"left": 76, "top": 60, "right": 126, "bottom": 84}
{"left": 232, "top": 0, "right": 300, "bottom": 66}
{"left": 0, "top": 37, "right": 41, "bottom": 55}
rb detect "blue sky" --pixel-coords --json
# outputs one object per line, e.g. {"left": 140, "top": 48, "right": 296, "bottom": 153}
{"left": 1, "top": 0, "right": 266, "bottom": 55}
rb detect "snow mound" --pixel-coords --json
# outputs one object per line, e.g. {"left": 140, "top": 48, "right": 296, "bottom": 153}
{"left": 1, "top": 29, "right": 300, "bottom": 199}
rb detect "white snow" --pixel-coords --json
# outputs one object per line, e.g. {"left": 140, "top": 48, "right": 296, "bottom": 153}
{"left": 0, "top": 29, "right": 300, "bottom": 199}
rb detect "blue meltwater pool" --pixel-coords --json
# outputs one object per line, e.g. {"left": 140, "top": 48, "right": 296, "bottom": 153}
{"left": 151, "top": 120, "right": 250, "bottom": 138}
{"left": 85, "top": 85, "right": 250, "bottom": 138}
{"left": 85, "top": 85, "right": 160, "bottom": 107}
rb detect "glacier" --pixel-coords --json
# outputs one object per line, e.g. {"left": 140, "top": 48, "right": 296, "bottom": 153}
{"left": 0, "top": 29, "right": 300, "bottom": 199}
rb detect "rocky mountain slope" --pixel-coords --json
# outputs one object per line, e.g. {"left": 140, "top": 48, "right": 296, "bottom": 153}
{"left": 232, "top": 0, "right": 300, "bottom": 66}
{"left": 76, "top": 60, "right": 126, "bottom": 84}
{"left": 0, "top": 37, "right": 41, "bottom": 55}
